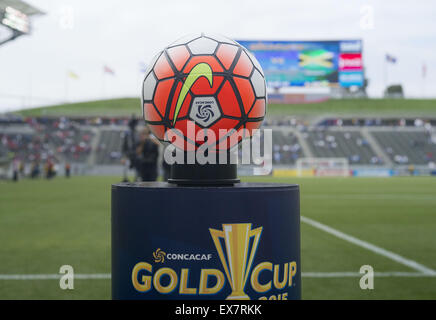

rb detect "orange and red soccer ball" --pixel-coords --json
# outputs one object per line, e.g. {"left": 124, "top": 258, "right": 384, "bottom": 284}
{"left": 142, "top": 33, "right": 266, "bottom": 151}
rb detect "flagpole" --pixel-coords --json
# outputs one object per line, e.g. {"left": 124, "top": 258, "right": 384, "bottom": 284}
{"left": 27, "top": 70, "right": 32, "bottom": 109}
{"left": 101, "top": 68, "right": 106, "bottom": 100}
{"left": 383, "top": 56, "right": 388, "bottom": 97}
{"left": 422, "top": 62, "right": 426, "bottom": 99}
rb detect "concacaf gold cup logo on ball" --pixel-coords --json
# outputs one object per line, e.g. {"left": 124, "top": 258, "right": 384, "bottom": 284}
{"left": 142, "top": 33, "right": 267, "bottom": 151}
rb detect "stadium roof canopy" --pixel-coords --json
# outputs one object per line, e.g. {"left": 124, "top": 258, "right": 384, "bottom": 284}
{"left": 0, "top": 0, "right": 44, "bottom": 16}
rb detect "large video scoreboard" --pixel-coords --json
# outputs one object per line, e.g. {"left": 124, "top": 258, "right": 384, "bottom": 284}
{"left": 237, "top": 39, "right": 363, "bottom": 88}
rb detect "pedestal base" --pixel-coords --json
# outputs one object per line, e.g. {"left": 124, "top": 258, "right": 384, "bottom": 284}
{"left": 111, "top": 182, "right": 301, "bottom": 300}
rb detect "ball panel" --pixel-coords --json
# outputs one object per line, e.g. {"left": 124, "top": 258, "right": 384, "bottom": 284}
{"left": 165, "top": 127, "right": 197, "bottom": 152}
{"left": 216, "top": 44, "right": 238, "bottom": 70}
{"left": 167, "top": 45, "right": 190, "bottom": 71}
{"left": 203, "top": 33, "right": 237, "bottom": 45}
{"left": 208, "top": 118, "right": 240, "bottom": 142}
{"left": 248, "top": 98, "right": 266, "bottom": 119}
{"left": 153, "top": 78, "right": 174, "bottom": 116}
{"left": 190, "top": 75, "right": 224, "bottom": 96}
{"left": 168, "top": 80, "right": 183, "bottom": 119}
{"left": 188, "top": 37, "right": 218, "bottom": 55}
{"left": 217, "top": 81, "right": 241, "bottom": 117}
{"left": 169, "top": 83, "right": 192, "bottom": 121}
{"left": 244, "top": 49, "right": 264, "bottom": 76}
{"left": 154, "top": 54, "right": 175, "bottom": 80}
{"left": 144, "top": 51, "right": 162, "bottom": 75}
{"left": 233, "top": 77, "right": 255, "bottom": 115}
{"left": 169, "top": 33, "right": 202, "bottom": 47}
{"left": 183, "top": 56, "right": 224, "bottom": 73}
{"left": 244, "top": 120, "right": 263, "bottom": 137}
{"left": 233, "top": 50, "right": 253, "bottom": 77}
{"left": 250, "top": 69, "right": 266, "bottom": 98}
{"left": 143, "top": 103, "right": 162, "bottom": 122}
{"left": 189, "top": 97, "right": 221, "bottom": 128}
{"left": 213, "top": 127, "right": 245, "bottom": 151}
{"left": 142, "top": 73, "right": 157, "bottom": 101}
{"left": 146, "top": 124, "right": 166, "bottom": 140}
{"left": 173, "top": 119, "right": 203, "bottom": 147}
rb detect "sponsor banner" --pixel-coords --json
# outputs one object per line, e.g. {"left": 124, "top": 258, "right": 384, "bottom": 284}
{"left": 273, "top": 169, "right": 314, "bottom": 177}
{"left": 352, "top": 168, "right": 394, "bottom": 177}
{"left": 340, "top": 40, "right": 362, "bottom": 53}
{"left": 267, "top": 93, "right": 329, "bottom": 104}
{"left": 315, "top": 168, "right": 351, "bottom": 177}
{"left": 339, "top": 71, "right": 364, "bottom": 87}
{"left": 339, "top": 53, "right": 363, "bottom": 71}
{"left": 112, "top": 183, "right": 301, "bottom": 300}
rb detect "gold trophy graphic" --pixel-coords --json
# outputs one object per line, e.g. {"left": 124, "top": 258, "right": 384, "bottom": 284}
{"left": 209, "top": 223, "right": 262, "bottom": 300}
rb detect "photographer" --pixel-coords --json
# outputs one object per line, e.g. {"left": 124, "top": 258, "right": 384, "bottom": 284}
{"left": 136, "top": 127, "right": 159, "bottom": 182}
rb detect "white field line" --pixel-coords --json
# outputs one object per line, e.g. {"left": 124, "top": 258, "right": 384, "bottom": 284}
{"left": 301, "top": 215, "right": 436, "bottom": 276}
{"left": 0, "top": 272, "right": 435, "bottom": 280}
{"left": 1, "top": 216, "right": 435, "bottom": 281}
{"left": 0, "top": 274, "right": 111, "bottom": 280}
{"left": 304, "top": 194, "right": 436, "bottom": 201}
{"left": 302, "top": 272, "right": 436, "bottom": 278}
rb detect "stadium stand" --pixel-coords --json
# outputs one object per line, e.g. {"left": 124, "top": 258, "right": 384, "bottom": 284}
{"left": 272, "top": 131, "right": 303, "bottom": 164}
{"left": 372, "top": 130, "right": 436, "bottom": 165}
{"left": 0, "top": 117, "right": 95, "bottom": 166}
{"left": 1, "top": 115, "right": 436, "bottom": 176}
{"left": 96, "top": 129, "right": 124, "bottom": 165}
{"left": 303, "top": 129, "right": 382, "bottom": 165}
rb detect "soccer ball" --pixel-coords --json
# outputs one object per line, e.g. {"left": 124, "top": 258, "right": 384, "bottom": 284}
{"left": 142, "top": 33, "right": 266, "bottom": 151}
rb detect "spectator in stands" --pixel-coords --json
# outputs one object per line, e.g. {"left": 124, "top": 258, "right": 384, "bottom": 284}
{"left": 370, "top": 156, "right": 380, "bottom": 164}
{"left": 349, "top": 154, "right": 360, "bottom": 163}
{"left": 394, "top": 155, "right": 409, "bottom": 164}
{"left": 136, "top": 128, "right": 159, "bottom": 182}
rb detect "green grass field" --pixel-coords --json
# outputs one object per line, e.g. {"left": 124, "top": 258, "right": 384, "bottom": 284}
{"left": 1, "top": 176, "right": 435, "bottom": 299}
{"left": 13, "top": 98, "right": 436, "bottom": 118}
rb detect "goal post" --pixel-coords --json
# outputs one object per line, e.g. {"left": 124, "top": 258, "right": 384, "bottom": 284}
{"left": 296, "top": 157, "right": 350, "bottom": 177}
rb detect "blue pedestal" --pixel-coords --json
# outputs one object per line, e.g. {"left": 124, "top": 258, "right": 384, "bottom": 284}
{"left": 112, "top": 182, "right": 300, "bottom": 300}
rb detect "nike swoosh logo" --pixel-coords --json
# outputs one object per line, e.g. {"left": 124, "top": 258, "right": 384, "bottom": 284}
{"left": 173, "top": 63, "right": 213, "bottom": 125}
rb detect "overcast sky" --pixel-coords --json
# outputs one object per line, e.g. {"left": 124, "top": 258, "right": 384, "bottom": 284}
{"left": 0, "top": 0, "right": 435, "bottom": 112}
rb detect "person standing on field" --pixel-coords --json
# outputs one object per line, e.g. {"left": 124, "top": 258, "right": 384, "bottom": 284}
{"left": 12, "top": 158, "right": 19, "bottom": 182}
{"left": 65, "top": 162, "right": 71, "bottom": 178}
{"left": 136, "top": 127, "right": 159, "bottom": 182}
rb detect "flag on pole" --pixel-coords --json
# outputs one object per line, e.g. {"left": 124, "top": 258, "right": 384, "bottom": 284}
{"left": 386, "top": 54, "right": 397, "bottom": 64}
{"left": 103, "top": 65, "right": 115, "bottom": 75}
{"left": 68, "top": 71, "right": 79, "bottom": 79}
{"left": 422, "top": 63, "right": 427, "bottom": 78}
